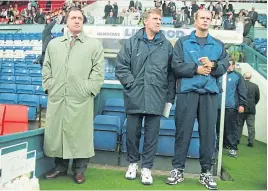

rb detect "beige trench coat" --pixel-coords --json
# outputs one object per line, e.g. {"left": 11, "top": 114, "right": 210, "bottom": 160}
{"left": 42, "top": 31, "right": 104, "bottom": 159}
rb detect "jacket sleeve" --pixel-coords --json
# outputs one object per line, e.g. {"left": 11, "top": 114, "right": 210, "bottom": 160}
{"left": 42, "top": 19, "right": 56, "bottom": 41}
{"left": 210, "top": 41, "right": 229, "bottom": 78}
{"left": 115, "top": 39, "right": 135, "bottom": 89}
{"left": 171, "top": 38, "right": 197, "bottom": 78}
{"left": 42, "top": 44, "right": 52, "bottom": 92}
{"left": 237, "top": 73, "right": 247, "bottom": 107}
{"left": 166, "top": 44, "right": 176, "bottom": 104}
{"left": 86, "top": 41, "right": 105, "bottom": 96}
{"left": 255, "top": 84, "right": 260, "bottom": 105}
{"left": 243, "top": 23, "right": 251, "bottom": 36}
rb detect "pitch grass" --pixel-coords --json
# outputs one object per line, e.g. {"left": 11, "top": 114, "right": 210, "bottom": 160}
{"left": 40, "top": 136, "right": 267, "bottom": 190}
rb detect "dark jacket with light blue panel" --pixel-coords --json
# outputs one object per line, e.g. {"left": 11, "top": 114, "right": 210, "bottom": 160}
{"left": 218, "top": 71, "right": 247, "bottom": 109}
{"left": 172, "top": 31, "right": 229, "bottom": 94}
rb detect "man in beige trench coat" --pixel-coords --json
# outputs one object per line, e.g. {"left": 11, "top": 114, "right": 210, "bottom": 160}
{"left": 42, "top": 7, "right": 104, "bottom": 184}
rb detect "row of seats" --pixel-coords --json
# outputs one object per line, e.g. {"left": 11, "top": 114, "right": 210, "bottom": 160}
{"left": 253, "top": 38, "right": 267, "bottom": 57}
{"left": 0, "top": 84, "right": 45, "bottom": 95}
{"left": 161, "top": 17, "right": 174, "bottom": 25}
{"left": 0, "top": 76, "right": 42, "bottom": 85}
{"left": 0, "top": 69, "right": 42, "bottom": 77}
{"left": 0, "top": 55, "right": 39, "bottom": 60}
{"left": 0, "top": 63, "right": 41, "bottom": 70}
{"left": 0, "top": 93, "right": 47, "bottom": 108}
{"left": 0, "top": 33, "right": 63, "bottom": 41}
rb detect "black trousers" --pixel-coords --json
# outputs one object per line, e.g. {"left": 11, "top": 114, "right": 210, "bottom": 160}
{"left": 237, "top": 113, "right": 256, "bottom": 144}
{"left": 126, "top": 114, "right": 161, "bottom": 169}
{"left": 55, "top": 157, "right": 90, "bottom": 174}
{"left": 216, "top": 108, "right": 238, "bottom": 150}
{"left": 172, "top": 92, "right": 217, "bottom": 171}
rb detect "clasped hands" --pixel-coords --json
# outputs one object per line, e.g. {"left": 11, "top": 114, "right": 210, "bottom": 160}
{"left": 197, "top": 57, "right": 214, "bottom": 76}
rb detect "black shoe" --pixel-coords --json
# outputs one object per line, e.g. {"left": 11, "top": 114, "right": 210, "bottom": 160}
{"left": 247, "top": 143, "right": 253, "bottom": 147}
{"left": 223, "top": 145, "right": 229, "bottom": 149}
{"left": 44, "top": 169, "right": 67, "bottom": 179}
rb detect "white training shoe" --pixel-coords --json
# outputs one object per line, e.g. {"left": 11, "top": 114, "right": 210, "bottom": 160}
{"left": 140, "top": 168, "right": 153, "bottom": 185}
{"left": 125, "top": 163, "right": 138, "bottom": 180}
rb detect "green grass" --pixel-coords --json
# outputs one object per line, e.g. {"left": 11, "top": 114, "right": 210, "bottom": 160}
{"left": 40, "top": 137, "right": 267, "bottom": 190}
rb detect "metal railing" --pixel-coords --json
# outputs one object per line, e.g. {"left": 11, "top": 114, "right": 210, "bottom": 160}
{"left": 241, "top": 44, "right": 267, "bottom": 78}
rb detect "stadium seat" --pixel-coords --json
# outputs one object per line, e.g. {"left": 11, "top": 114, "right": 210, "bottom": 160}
{"left": 28, "top": 64, "right": 41, "bottom": 70}
{"left": 15, "top": 76, "right": 31, "bottom": 85}
{"left": 14, "top": 69, "right": 29, "bottom": 76}
{"left": 103, "top": 98, "right": 126, "bottom": 127}
{"left": 1, "top": 62, "right": 14, "bottom": 69}
{"left": 14, "top": 63, "right": 28, "bottom": 70}
{"left": 0, "top": 76, "right": 16, "bottom": 84}
{"left": 93, "top": 115, "right": 121, "bottom": 151}
{"left": 31, "top": 77, "right": 42, "bottom": 85}
{"left": 29, "top": 69, "right": 42, "bottom": 77}
{"left": 39, "top": 95, "right": 48, "bottom": 108}
{"left": 0, "top": 84, "right": 17, "bottom": 93}
{"left": 0, "top": 69, "right": 14, "bottom": 76}
{"left": 28, "top": 106, "right": 37, "bottom": 121}
{"left": 34, "top": 85, "right": 45, "bottom": 95}
{"left": 18, "top": 94, "right": 40, "bottom": 108}
{"left": 0, "top": 93, "right": 17, "bottom": 104}
{"left": 156, "top": 119, "right": 175, "bottom": 156}
{"left": 17, "top": 84, "right": 35, "bottom": 94}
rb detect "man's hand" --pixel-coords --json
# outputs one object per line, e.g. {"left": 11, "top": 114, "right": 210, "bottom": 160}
{"left": 238, "top": 106, "right": 245, "bottom": 113}
{"left": 197, "top": 65, "right": 211, "bottom": 76}
{"left": 198, "top": 57, "right": 214, "bottom": 68}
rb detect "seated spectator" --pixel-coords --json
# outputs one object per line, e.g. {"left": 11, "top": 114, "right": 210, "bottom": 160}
{"left": 211, "top": 13, "right": 222, "bottom": 29}
{"left": 36, "top": 9, "right": 45, "bottom": 24}
{"left": 162, "top": 1, "right": 170, "bottom": 17}
{"left": 0, "top": 17, "right": 7, "bottom": 24}
{"left": 223, "top": 13, "right": 236, "bottom": 30}
{"left": 86, "top": 12, "right": 95, "bottom": 24}
{"left": 21, "top": 8, "right": 28, "bottom": 22}
{"left": 105, "top": 11, "right": 116, "bottom": 24}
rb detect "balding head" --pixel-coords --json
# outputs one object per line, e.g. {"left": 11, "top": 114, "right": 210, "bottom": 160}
{"left": 243, "top": 72, "right": 252, "bottom": 80}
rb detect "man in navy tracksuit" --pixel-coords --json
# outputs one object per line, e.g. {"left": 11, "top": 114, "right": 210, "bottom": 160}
{"left": 216, "top": 60, "right": 247, "bottom": 157}
{"left": 166, "top": 10, "right": 229, "bottom": 190}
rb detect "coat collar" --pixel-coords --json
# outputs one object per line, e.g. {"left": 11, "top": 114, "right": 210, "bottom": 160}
{"left": 189, "top": 30, "right": 215, "bottom": 45}
{"left": 60, "top": 28, "right": 85, "bottom": 43}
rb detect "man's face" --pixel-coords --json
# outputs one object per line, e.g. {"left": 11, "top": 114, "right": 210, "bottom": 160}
{"left": 227, "top": 61, "right": 235, "bottom": 72}
{"left": 144, "top": 13, "right": 161, "bottom": 34}
{"left": 67, "top": 10, "right": 83, "bottom": 34}
{"left": 195, "top": 11, "right": 212, "bottom": 32}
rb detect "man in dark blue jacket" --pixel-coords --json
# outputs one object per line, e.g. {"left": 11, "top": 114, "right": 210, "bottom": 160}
{"left": 216, "top": 60, "right": 247, "bottom": 157}
{"left": 166, "top": 10, "right": 229, "bottom": 190}
{"left": 115, "top": 9, "right": 176, "bottom": 185}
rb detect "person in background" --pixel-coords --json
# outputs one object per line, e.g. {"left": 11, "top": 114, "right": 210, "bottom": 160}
{"left": 216, "top": 59, "right": 247, "bottom": 157}
{"left": 248, "top": 7, "right": 258, "bottom": 26}
{"left": 43, "top": 7, "right": 104, "bottom": 184}
{"left": 166, "top": 10, "right": 229, "bottom": 190}
{"left": 105, "top": 11, "right": 116, "bottom": 24}
{"left": 115, "top": 8, "right": 176, "bottom": 185}
{"left": 237, "top": 72, "right": 260, "bottom": 147}
{"left": 223, "top": 13, "right": 236, "bottom": 30}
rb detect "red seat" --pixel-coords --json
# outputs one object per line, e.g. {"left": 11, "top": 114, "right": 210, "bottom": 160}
{"left": 0, "top": 104, "right": 28, "bottom": 135}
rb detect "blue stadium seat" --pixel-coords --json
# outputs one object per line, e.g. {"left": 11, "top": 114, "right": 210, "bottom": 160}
{"left": 0, "top": 93, "right": 17, "bottom": 104}
{"left": 2, "top": 62, "right": 14, "bottom": 69}
{"left": 0, "top": 76, "right": 16, "bottom": 84}
{"left": 0, "top": 84, "right": 17, "bottom": 93}
{"left": 18, "top": 94, "right": 40, "bottom": 107}
{"left": 0, "top": 69, "right": 14, "bottom": 76}
{"left": 28, "top": 64, "right": 41, "bottom": 70}
{"left": 34, "top": 85, "right": 45, "bottom": 95}
{"left": 28, "top": 106, "right": 37, "bottom": 120}
{"left": 14, "top": 63, "right": 28, "bottom": 70}
{"left": 15, "top": 69, "right": 29, "bottom": 76}
{"left": 31, "top": 77, "right": 42, "bottom": 85}
{"left": 103, "top": 98, "right": 126, "bottom": 127}
{"left": 39, "top": 95, "right": 48, "bottom": 108}
{"left": 2, "top": 58, "right": 13, "bottom": 62}
{"left": 29, "top": 69, "right": 42, "bottom": 77}
{"left": 17, "top": 84, "right": 35, "bottom": 94}
{"left": 13, "top": 58, "right": 24, "bottom": 62}
{"left": 93, "top": 115, "right": 120, "bottom": 151}
{"left": 15, "top": 76, "right": 31, "bottom": 85}
{"left": 156, "top": 119, "right": 175, "bottom": 156}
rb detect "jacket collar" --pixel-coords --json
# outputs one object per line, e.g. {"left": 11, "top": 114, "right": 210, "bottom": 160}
{"left": 136, "top": 27, "right": 164, "bottom": 43}
{"left": 60, "top": 28, "right": 85, "bottom": 43}
{"left": 189, "top": 30, "right": 214, "bottom": 45}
